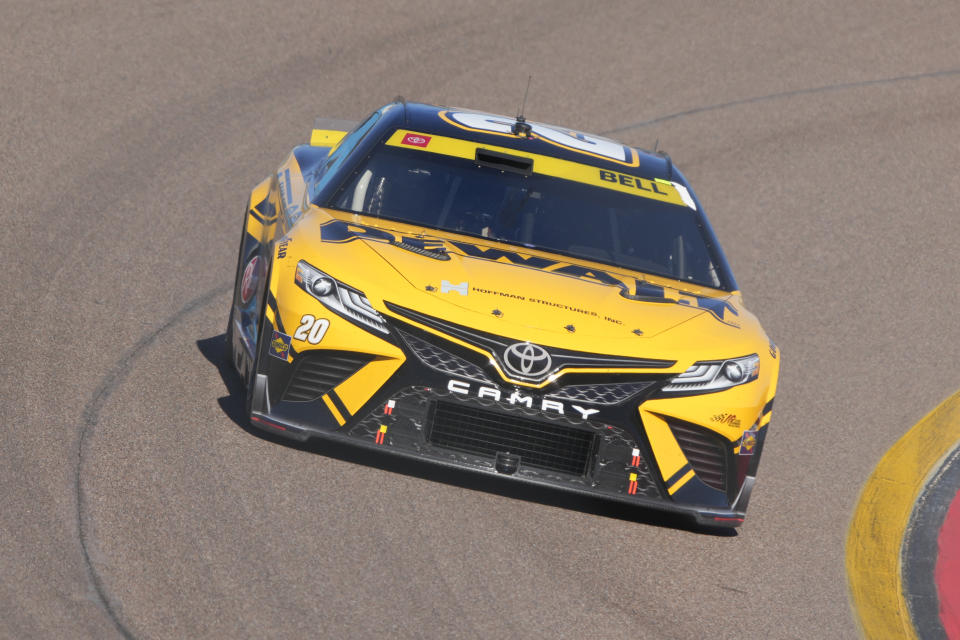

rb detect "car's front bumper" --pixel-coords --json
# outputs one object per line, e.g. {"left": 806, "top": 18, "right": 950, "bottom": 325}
{"left": 246, "top": 319, "right": 768, "bottom": 528}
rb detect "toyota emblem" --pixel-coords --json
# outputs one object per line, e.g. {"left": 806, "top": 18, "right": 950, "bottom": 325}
{"left": 502, "top": 342, "right": 552, "bottom": 379}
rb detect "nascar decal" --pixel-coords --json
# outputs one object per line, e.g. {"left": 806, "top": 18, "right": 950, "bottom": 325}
{"left": 269, "top": 330, "right": 292, "bottom": 360}
{"left": 439, "top": 110, "right": 639, "bottom": 167}
{"left": 319, "top": 220, "right": 738, "bottom": 325}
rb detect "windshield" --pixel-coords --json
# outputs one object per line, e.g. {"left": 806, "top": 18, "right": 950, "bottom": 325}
{"left": 328, "top": 142, "right": 726, "bottom": 288}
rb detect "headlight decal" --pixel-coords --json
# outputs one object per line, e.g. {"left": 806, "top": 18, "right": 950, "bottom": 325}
{"left": 659, "top": 354, "right": 759, "bottom": 395}
{"left": 295, "top": 260, "right": 389, "bottom": 334}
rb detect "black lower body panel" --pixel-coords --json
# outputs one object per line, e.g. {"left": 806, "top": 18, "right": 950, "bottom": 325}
{"left": 248, "top": 378, "right": 750, "bottom": 527}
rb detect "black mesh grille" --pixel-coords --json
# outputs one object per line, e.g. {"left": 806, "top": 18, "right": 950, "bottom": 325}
{"left": 548, "top": 381, "right": 655, "bottom": 405}
{"left": 385, "top": 302, "right": 676, "bottom": 374}
{"left": 399, "top": 331, "right": 492, "bottom": 382}
{"left": 282, "top": 351, "right": 373, "bottom": 402}
{"left": 428, "top": 401, "right": 597, "bottom": 476}
{"left": 668, "top": 420, "right": 728, "bottom": 492}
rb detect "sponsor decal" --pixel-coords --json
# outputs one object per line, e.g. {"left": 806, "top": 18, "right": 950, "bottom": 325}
{"left": 631, "top": 448, "right": 642, "bottom": 467}
{"left": 401, "top": 133, "right": 431, "bottom": 147}
{"left": 277, "top": 238, "right": 290, "bottom": 259}
{"left": 712, "top": 413, "right": 741, "bottom": 429}
{"left": 526, "top": 296, "right": 597, "bottom": 317}
{"left": 318, "top": 220, "right": 737, "bottom": 325}
{"left": 384, "top": 399, "right": 395, "bottom": 415}
{"left": 239, "top": 256, "right": 262, "bottom": 305}
{"left": 769, "top": 341, "right": 778, "bottom": 359}
{"left": 375, "top": 424, "right": 388, "bottom": 445}
{"left": 472, "top": 285, "right": 610, "bottom": 319}
{"left": 739, "top": 428, "right": 758, "bottom": 456}
{"left": 446, "top": 379, "right": 599, "bottom": 419}
{"left": 269, "top": 330, "right": 292, "bottom": 360}
{"left": 440, "top": 280, "right": 468, "bottom": 296}
{"left": 472, "top": 286, "right": 525, "bottom": 301}
{"left": 599, "top": 170, "right": 667, "bottom": 195}
{"left": 503, "top": 342, "right": 552, "bottom": 379}
{"left": 628, "top": 472, "right": 639, "bottom": 495}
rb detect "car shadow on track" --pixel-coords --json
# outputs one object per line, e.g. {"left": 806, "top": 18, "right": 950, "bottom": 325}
{"left": 197, "top": 335, "right": 737, "bottom": 537}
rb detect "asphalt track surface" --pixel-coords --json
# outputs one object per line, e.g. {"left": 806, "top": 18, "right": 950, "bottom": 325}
{"left": 2, "top": 2, "right": 959, "bottom": 638}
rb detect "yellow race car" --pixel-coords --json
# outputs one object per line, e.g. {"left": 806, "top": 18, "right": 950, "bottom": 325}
{"left": 226, "top": 99, "right": 779, "bottom": 527}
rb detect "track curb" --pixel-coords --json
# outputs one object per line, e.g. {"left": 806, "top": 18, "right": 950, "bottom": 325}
{"left": 847, "top": 391, "right": 960, "bottom": 639}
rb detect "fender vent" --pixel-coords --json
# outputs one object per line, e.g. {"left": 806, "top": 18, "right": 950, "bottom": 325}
{"left": 667, "top": 420, "right": 729, "bottom": 492}
{"left": 282, "top": 351, "right": 373, "bottom": 402}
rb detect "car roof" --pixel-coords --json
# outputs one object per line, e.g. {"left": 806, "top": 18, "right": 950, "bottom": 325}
{"left": 392, "top": 101, "right": 683, "bottom": 185}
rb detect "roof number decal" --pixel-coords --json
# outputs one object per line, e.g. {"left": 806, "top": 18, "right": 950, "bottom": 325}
{"left": 442, "top": 110, "right": 636, "bottom": 166}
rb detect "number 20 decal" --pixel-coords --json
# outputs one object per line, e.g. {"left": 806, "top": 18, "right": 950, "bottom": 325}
{"left": 294, "top": 315, "right": 330, "bottom": 344}
{"left": 442, "top": 110, "right": 637, "bottom": 166}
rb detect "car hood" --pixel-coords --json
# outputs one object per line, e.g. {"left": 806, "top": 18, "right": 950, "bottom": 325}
{"left": 291, "top": 209, "right": 763, "bottom": 362}
{"left": 365, "top": 235, "right": 708, "bottom": 338}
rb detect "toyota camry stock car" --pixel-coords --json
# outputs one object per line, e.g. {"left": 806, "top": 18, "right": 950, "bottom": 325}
{"left": 225, "top": 99, "right": 779, "bottom": 527}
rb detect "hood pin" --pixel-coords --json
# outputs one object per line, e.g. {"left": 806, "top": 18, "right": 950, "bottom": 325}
{"left": 633, "top": 329, "right": 644, "bottom": 336}
{"left": 492, "top": 309, "right": 503, "bottom": 317}
{"left": 565, "top": 324, "right": 576, "bottom": 333}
